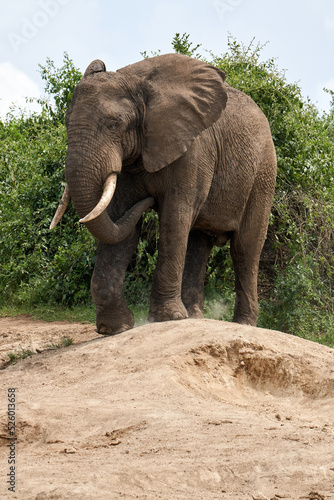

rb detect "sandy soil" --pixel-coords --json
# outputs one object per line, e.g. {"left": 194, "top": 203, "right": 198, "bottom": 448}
{"left": 0, "top": 315, "right": 334, "bottom": 500}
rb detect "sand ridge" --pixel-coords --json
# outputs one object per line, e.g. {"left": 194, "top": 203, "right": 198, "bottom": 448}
{"left": 0, "top": 317, "right": 333, "bottom": 499}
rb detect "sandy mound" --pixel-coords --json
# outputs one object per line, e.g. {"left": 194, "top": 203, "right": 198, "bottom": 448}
{"left": 0, "top": 317, "right": 334, "bottom": 499}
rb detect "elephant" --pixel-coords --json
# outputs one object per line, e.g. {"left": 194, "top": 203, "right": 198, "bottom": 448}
{"left": 50, "top": 53, "right": 277, "bottom": 334}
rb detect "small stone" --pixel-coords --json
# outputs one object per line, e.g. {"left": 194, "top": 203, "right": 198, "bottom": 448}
{"left": 109, "top": 439, "right": 121, "bottom": 446}
{"left": 252, "top": 493, "right": 268, "bottom": 500}
{"left": 62, "top": 447, "right": 76, "bottom": 454}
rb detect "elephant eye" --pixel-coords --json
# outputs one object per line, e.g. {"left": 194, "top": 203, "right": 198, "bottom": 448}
{"left": 108, "top": 120, "right": 119, "bottom": 131}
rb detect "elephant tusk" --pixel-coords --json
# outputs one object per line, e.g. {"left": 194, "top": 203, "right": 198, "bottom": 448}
{"left": 49, "top": 184, "right": 71, "bottom": 230}
{"left": 79, "top": 173, "right": 117, "bottom": 224}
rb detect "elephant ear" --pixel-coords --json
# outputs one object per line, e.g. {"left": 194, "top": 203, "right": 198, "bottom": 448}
{"left": 118, "top": 53, "right": 227, "bottom": 172}
{"left": 84, "top": 59, "right": 106, "bottom": 77}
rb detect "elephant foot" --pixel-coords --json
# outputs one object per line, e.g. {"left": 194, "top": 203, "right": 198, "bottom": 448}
{"left": 96, "top": 309, "right": 135, "bottom": 336}
{"left": 232, "top": 316, "right": 257, "bottom": 327}
{"left": 186, "top": 304, "right": 204, "bottom": 319}
{"left": 148, "top": 299, "right": 188, "bottom": 323}
{"left": 232, "top": 312, "right": 257, "bottom": 327}
{"left": 97, "top": 323, "right": 133, "bottom": 336}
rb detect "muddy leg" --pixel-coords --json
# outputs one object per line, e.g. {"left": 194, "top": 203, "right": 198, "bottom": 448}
{"left": 148, "top": 202, "right": 193, "bottom": 322}
{"left": 181, "top": 230, "right": 213, "bottom": 318}
{"left": 91, "top": 227, "right": 140, "bottom": 335}
{"left": 230, "top": 183, "right": 273, "bottom": 326}
{"left": 90, "top": 171, "right": 147, "bottom": 335}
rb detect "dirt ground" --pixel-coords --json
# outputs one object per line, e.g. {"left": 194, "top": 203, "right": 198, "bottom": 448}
{"left": 0, "top": 315, "right": 334, "bottom": 500}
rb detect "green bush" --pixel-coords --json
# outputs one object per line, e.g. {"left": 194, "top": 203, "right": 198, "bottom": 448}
{"left": 258, "top": 256, "right": 334, "bottom": 345}
{"left": 0, "top": 57, "right": 94, "bottom": 308}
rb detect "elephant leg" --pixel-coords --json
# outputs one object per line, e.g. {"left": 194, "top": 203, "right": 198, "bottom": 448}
{"left": 148, "top": 204, "right": 194, "bottom": 323}
{"left": 230, "top": 184, "right": 273, "bottom": 326}
{"left": 91, "top": 226, "right": 140, "bottom": 335}
{"left": 181, "top": 230, "right": 213, "bottom": 318}
{"left": 90, "top": 171, "right": 147, "bottom": 335}
{"left": 230, "top": 237, "right": 260, "bottom": 326}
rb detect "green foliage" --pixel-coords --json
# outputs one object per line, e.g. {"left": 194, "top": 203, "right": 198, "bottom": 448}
{"left": 125, "top": 209, "right": 159, "bottom": 308}
{"left": 258, "top": 256, "right": 334, "bottom": 345}
{"left": 172, "top": 33, "right": 202, "bottom": 58}
{"left": 7, "top": 347, "right": 35, "bottom": 364}
{"left": 1, "top": 38, "right": 334, "bottom": 346}
{"left": 46, "top": 336, "right": 73, "bottom": 349}
{"left": 140, "top": 49, "right": 161, "bottom": 59}
{"left": 38, "top": 52, "right": 82, "bottom": 122}
{"left": 0, "top": 54, "right": 95, "bottom": 309}
{"left": 141, "top": 32, "right": 202, "bottom": 60}
{"left": 0, "top": 303, "right": 96, "bottom": 323}
{"left": 6, "top": 337, "right": 73, "bottom": 365}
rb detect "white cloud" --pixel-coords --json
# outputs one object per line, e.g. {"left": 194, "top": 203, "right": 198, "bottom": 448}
{"left": 0, "top": 62, "right": 41, "bottom": 118}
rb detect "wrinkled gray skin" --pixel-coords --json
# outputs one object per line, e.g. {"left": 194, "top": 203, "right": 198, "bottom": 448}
{"left": 63, "top": 53, "right": 276, "bottom": 334}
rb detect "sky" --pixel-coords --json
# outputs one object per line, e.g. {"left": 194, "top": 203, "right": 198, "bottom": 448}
{"left": 1, "top": 0, "right": 334, "bottom": 118}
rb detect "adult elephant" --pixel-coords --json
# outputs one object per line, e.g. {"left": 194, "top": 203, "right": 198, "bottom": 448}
{"left": 51, "top": 53, "right": 276, "bottom": 334}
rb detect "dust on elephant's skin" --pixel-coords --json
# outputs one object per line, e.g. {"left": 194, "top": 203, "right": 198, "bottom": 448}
{"left": 51, "top": 53, "right": 276, "bottom": 334}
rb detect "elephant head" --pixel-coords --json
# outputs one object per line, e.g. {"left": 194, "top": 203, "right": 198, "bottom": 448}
{"left": 50, "top": 53, "right": 227, "bottom": 244}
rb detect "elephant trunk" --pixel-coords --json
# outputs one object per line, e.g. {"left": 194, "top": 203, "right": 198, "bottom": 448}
{"left": 51, "top": 151, "right": 154, "bottom": 245}
{"left": 80, "top": 197, "right": 154, "bottom": 245}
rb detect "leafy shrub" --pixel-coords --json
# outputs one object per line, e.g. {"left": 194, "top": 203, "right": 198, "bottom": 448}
{"left": 38, "top": 52, "right": 82, "bottom": 123}
{"left": 0, "top": 56, "right": 93, "bottom": 308}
